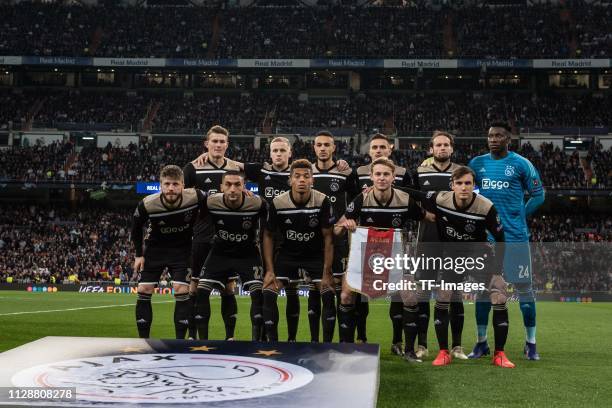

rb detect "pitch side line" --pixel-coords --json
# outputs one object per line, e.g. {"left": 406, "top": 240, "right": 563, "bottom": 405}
{"left": 0, "top": 300, "right": 175, "bottom": 317}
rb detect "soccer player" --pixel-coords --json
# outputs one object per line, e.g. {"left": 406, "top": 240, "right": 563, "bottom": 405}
{"left": 411, "top": 131, "right": 466, "bottom": 361}
{"left": 468, "top": 122, "right": 545, "bottom": 360}
{"left": 244, "top": 137, "right": 293, "bottom": 203}
{"left": 262, "top": 159, "right": 336, "bottom": 342}
{"left": 183, "top": 125, "right": 242, "bottom": 340}
{"left": 334, "top": 158, "right": 430, "bottom": 361}
{"left": 190, "top": 136, "right": 293, "bottom": 340}
{"left": 404, "top": 166, "right": 515, "bottom": 368}
{"left": 131, "top": 165, "right": 207, "bottom": 339}
{"left": 195, "top": 171, "right": 267, "bottom": 341}
{"left": 355, "top": 134, "right": 413, "bottom": 352}
{"left": 193, "top": 136, "right": 349, "bottom": 342}
{"left": 312, "top": 130, "right": 360, "bottom": 342}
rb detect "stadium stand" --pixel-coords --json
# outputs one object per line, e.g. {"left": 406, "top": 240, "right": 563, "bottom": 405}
{"left": 1, "top": 3, "right": 610, "bottom": 58}
{"left": 1, "top": 204, "right": 609, "bottom": 292}
{"left": 2, "top": 92, "right": 612, "bottom": 134}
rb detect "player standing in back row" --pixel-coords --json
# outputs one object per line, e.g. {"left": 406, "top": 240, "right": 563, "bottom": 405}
{"left": 312, "top": 131, "right": 360, "bottom": 342}
{"left": 183, "top": 125, "right": 241, "bottom": 340}
{"left": 355, "top": 134, "right": 412, "bottom": 351}
{"left": 410, "top": 131, "right": 466, "bottom": 361}
{"left": 468, "top": 122, "right": 545, "bottom": 360}
{"left": 262, "top": 159, "right": 336, "bottom": 342}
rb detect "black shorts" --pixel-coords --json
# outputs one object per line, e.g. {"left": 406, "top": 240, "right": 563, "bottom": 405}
{"left": 140, "top": 246, "right": 191, "bottom": 286}
{"left": 190, "top": 241, "right": 212, "bottom": 282}
{"left": 275, "top": 254, "right": 324, "bottom": 284}
{"left": 333, "top": 243, "right": 348, "bottom": 278}
{"left": 200, "top": 250, "right": 263, "bottom": 290}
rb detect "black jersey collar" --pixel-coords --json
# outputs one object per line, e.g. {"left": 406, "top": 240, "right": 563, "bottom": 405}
{"left": 271, "top": 164, "right": 290, "bottom": 173}
{"left": 432, "top": 161, "right": 453, "bottom": 173}
{"left": 289, "top": 190, "right": 311, "bottom": 208}
{"left": 207, "top": 158, "right": 228, "bottom": 169}
{"left": 373, "top": 188, "right": 394, "bottom": 208}
{"left": 315, "top": 162, "right": 337, "bottom": 173}
{"left": 453, "top": 192, "right": 477, "bottom": 212}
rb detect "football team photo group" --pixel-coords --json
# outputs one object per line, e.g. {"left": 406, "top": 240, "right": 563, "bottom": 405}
{"left": 1, "top": 1, "right": 611, "bottom": 407}
{"left": 132, "top": 124, "right": 541, "bottom": 371}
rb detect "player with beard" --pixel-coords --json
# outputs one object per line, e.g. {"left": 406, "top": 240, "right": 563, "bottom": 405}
{"left": 311, "top": 131, "right": 360, "bottom": 342}
{"left": 192, "top": 137, "right": 349, "bottom": 341}
{"left": 195, "top": 171, "right": 267, "bottom": 341}
{"left": 262, "top": 159, "right": 336, "bottom": 342}
{"left": 355, "top": 134, "right": 413, "bottom": 352}
{"left": 410, "top": 131, "right": 466, "bottom": 361}
{"left": 132, "top": 165, "right": 207, "bottom": 339}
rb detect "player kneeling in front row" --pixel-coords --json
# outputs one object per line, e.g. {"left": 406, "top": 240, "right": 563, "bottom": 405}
{"left": 262, "top": 159, "right": 336, "bottom": 343}
{"left": 404, "top": 166, "right": 515, "bottom": 368}
{"left": 195, "top": 171, "right": 267, "bottom": 341}
{"left": 131, "top": 165, "right": 207, "bottom": 339}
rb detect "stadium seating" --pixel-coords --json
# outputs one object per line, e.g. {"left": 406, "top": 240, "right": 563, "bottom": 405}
{"left": 1, "top": 3, "right": 610, "bottom": 58}
{"left": 2, "top": 138, "right": 609, "bottom": 188}
{"left": 1, "top": 204, "right": 609, "bottom": 291}
{"left": 2, "top": 92, "right": 612, "bottom": 135}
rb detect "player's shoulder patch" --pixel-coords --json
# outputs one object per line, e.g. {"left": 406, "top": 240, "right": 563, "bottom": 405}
{"left": 142, "top": 192, "right": 164, "bottom": 213}
{"left": 468, "top": 153, "right": 485, "bottom": 167}
{"left": 181, "top": 188, "right": 199, "bottom": 207}
{"left": 206, "top": 192, "right": 225, "bottom": 210}
{"left": 448, "top": 162, "right": 463, "bottom": 172}
{"left": 361, "top": 189, "right": 378, "bottom": 207}
{"left": 356, "top": 164, "right": 370, "bottom": 176}
{"left": 310, "top": 189, "right": 328, "bottom": 207}
{"left": 436, "top": 191, "right": 454, "bottom": 208}
{"left": 471, "top": 194, "right": 494, "bottom": 215}
{"left": 272, "top": 190, "right": 293, "bottom": 209}
{"left": 391, "top": 188, "right": 410, "bottom": 206}
{"left": 394, "top": 165, "right": 407, "bottom": 177}
{"left": 331, "top": 166, "right": 352, "bottom": 177}
{"left": 243, "top": 194, "right": 263, "bottom": 211}
{"left": 420, "top": 157, "right": 435, "bottom": 167}
{"left": 225, "top": 159, "right": 242, "bottom": 171}
{"left": 417, "top": 164, "right": 433, "bottom": 173}
{"left": 513, "top": 152, "right": 537, "bottom": 173}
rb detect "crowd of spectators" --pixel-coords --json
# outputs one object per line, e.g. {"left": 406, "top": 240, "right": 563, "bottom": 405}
{"left": 34, "top": 92, "right": 148, "bottom": 131}
{"left": 529, "top": 213, "right": 612, "bottom": 291}
{"left": 1, "top": 138, "right": 611, "bottom": 189}
{"left": 0, "top": 3, "right": 610, "bottom": 59}
{"left": 2, "top": 91, "right": 612, "bottom": 135}
{"left": 152, "top": 93, "right": 275, "bottom": 134}
{"left": 0, "top": 205, "right": 609, "bottom": 292}
{"left": 0, "top": 91, "right": 32, "bottom": 130}
{"left": 0, "top": 205, "right": 133, "bottom": 284}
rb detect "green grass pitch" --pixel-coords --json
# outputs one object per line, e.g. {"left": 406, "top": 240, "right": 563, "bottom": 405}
{"left": 1, "top": 291, "right": 610, "bottom": 407}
